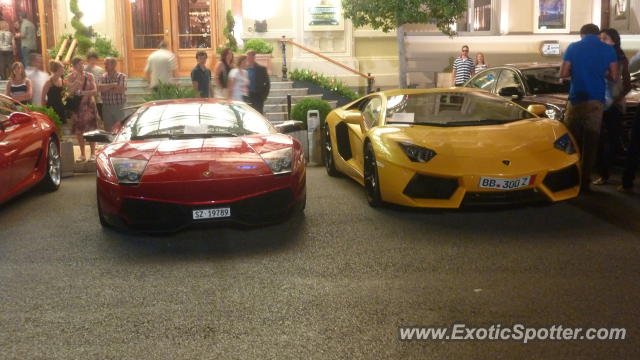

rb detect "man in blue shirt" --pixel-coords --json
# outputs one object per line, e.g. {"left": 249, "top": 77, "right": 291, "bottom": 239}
{"left": 560, "top": 23, "right": 619, "bottom": 192}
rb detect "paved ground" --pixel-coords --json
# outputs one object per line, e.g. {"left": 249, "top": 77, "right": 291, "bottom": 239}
{"left": 1, "top": 167, "right": 639, "bottom": 359}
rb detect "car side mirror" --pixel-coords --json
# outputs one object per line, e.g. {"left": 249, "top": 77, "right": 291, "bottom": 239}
{"left": 83, "top": 129, "right": 114, "bottom": 143}
{"left": 343, "top": 112, "right": 363, "bottom": 125}
{"left": 527, "top": 104, "right": 547, "bottom": 117}
{"left": 7, "top": 112, "right": 33, "bottom": 126}
{"left": 498, "top": 86, "right": 524, "bottom": 100}
{"left": 273, "top": 120, "right": 305, "bottom": 134}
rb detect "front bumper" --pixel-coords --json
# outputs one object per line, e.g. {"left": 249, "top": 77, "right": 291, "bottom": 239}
{"left": 97, "top": 174, "right": 305, "bottom": 231}
{"left": 376, "top": 157, "right": 580, "bottom": 208}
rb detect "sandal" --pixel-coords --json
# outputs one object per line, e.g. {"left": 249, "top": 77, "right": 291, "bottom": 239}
{"left": 617, "top": 185, "right": 634, "bottom": 194}
{"left": 76, "top": 155, "right": 86, "bottom": 162}
{"left": 592, "top": 177, "right": 608, "bottom": 185}
{"left": 89, "top": 154, "right": 96, "bottom": 162}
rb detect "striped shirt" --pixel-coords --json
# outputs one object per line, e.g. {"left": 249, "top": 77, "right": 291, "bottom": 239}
{"left": 453, "top": 57, "right": 475, "bottom": 85}
{"left": 100, "top": 72, "right": 127, "bottom": 105}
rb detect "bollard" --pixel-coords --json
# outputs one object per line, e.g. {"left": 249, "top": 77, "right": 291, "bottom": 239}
{"left": 307, "top": 110, "right": 321, "bottom": 165}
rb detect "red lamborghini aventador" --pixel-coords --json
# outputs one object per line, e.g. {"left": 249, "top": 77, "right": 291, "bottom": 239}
{"left": 85, "top": 99, "right": 306, "bottom": 231}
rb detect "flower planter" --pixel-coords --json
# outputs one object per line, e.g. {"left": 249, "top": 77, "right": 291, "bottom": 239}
{"left": 291, "top": 80, "right": 353, "bottom": 107}
{"left": 255, "top": 54, "right": 273, "bottom": 76}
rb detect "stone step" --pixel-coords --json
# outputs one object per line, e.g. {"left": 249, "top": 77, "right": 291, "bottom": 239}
{"left": 266, "top": 112, "right": 289, "bottom": 121}
{"left": 269, "top": 88, "right": 308, "bottom": 96}
{"left": 263, "top": 100, "right": 338, "bottom": 113}
{"left": 266, "top": 94, "right": 323, "bottom": 105}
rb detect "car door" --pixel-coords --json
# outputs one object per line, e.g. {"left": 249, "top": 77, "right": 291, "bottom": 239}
{"left": 0, "top": 99, "right": 41, "bottom": 195}
{"left": 466, "top": 69, "right": 501, "bottom": 93}
{"left": 348, "top": 96, "right": 382, "bottom": 178}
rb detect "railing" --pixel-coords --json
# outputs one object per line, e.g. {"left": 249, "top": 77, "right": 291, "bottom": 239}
{"left": 54, "top": 37, "right": 77, "bottom": 65}
{"left": 279, "top": 36, "right": 375, "bottom": 94}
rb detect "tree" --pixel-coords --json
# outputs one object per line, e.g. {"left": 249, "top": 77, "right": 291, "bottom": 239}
{"left": 342, "top": 0, "right": 467, "bottom": 88}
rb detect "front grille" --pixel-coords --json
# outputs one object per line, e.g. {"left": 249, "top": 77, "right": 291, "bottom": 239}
{"left": 403, "top": 174, "right": 458, "bottom": 199}
{"left": 120, "top": 188, "right": 294, "bottom": 230}
{"left": 462, "top": 189, "right": 546, "bottom": 206}
{"left": 543, "top": 165, "right": 579, "bottom": 192}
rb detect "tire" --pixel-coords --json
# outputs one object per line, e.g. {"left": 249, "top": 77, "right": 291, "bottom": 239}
{"left": 97, "top": 193, "right": 110, "bottom": 228}
{"left": 40, "top": 137, "right": 61, "bottom": 192}
{"left": 323, "top": 123, "right": 340, "bottom": 177}
{"left": 364, "top": 142, "right": 383, "bottom": 207}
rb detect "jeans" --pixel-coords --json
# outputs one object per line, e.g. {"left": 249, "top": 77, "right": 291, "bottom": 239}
{"left": 595, "top": 105, "right": 623, "bottom": 180}
{"left": 21, "top": 46, "right": 33, "bottom": 67}
{"left": 622, "top": 107, "right": 640, "bottom": 189}
{"left": 565, "top": 100, "right": 604, "bottom": 190}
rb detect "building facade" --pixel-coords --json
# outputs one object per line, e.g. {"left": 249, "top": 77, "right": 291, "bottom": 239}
{"left": 36, "top": 0, "right": 640, "bottom": 88}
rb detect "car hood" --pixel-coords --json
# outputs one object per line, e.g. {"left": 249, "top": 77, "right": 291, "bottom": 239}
{"left": 377, "top": 118, "right": 569, "bottom": 159}
{"left": 101, "top": 134, "right": 293, "bottom": 182}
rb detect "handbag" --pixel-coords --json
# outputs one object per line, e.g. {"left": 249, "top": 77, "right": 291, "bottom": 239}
{"left": 66, "top": 74, "right": 87, "bottom": 112}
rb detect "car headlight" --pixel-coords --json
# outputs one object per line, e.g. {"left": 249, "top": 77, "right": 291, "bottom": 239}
{"left": 545, "top": 108, "right": 557, "bottom": 120}
{"left": 398, "top": 142, "right": 437, "bottom": 163}
{"left": 109, "top": 157, "right": 149, "bottom": 184}
{"left": 554, "top": 133, "right": 576, "bottom": 155}
{"left": 260, "top": 147, "right": 292, "bottom": 175}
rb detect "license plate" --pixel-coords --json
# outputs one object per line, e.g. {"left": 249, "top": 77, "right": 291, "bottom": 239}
{"left": 479, "top": 175, "right": 535, "bottom": 190}
{"left": 192, "top": 207, "right": 231, "bottom": 220}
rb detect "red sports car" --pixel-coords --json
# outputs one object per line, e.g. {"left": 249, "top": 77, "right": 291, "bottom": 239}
{"left": 85, "top": 99, "right": 306, "bottom": 231}
{"left": 0, "top": 94, "right": 61, "bottom": 205}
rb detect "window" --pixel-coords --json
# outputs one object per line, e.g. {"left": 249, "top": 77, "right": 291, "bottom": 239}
{"left": 496, "top": 70, "right": 525, "bottom": 96}
{"left": 362, "top": 97, "right": 382, "bottom": 129}
{"left": 534, "top": 0, "right": 571, "bottom": 33}
{"left": 466, "top": 69, "right": 500, "bottom": 92}
{"left": 177, "top": 0, "right": 212, "bottom": 49}
{"left": 456, "top": 0, "right": 493, "bottom": 33}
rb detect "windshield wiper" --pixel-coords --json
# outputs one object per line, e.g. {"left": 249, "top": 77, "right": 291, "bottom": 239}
{"left": 131, "top": 134, "right": 171, "bottom": 140}
{"left": 442, "top": 119, "right": 515, "bottom": 127}
{"left": 169, "top": 132, "right": 239, "bottom": 139}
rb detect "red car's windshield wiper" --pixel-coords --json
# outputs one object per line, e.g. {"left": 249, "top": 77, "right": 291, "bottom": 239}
{"left": 131, "top": 132, "right": 240, "bottom": 140}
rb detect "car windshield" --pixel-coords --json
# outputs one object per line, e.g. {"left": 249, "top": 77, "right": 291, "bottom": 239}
{"left": 128, "top": 103, "right": 275, "bottom": 139}
{"left": 385, "top": 92, "right": 533, "bottom": 127}
{"left": 522, "top": 67, "right": 570, "bottom": 95}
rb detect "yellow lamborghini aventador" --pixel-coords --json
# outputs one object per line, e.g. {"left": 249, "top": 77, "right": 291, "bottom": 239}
{"left": 322, "top": 88, "right": 581, "bottom": 208}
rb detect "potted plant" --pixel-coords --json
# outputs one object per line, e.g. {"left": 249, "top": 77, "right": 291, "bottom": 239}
{"left": 243, "top": 39, "right": 274, "bottom": 75}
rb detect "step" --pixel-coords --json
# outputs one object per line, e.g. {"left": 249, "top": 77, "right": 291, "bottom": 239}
{"left": 264, "top": 100, "right": 338, "bottom": 113}
{"left": 265, "top": 112, "right": 289, "bottom": 121}
{"left": 265, "top": 94, "right": 323, "bottom": 105}
{"left": 269, "top": 88, "right": 308, "bottom": 96}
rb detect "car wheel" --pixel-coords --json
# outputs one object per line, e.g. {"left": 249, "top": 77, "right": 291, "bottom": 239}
{"left": 323, "top": 123, "right": 339, "bottom": 177}
{"left": 40, "top": 137, "right": 61, "bottom": 191}
{"left": 364, "top": 142, "right": 383, "bottom": 207}
{"left": 97, "top": 193, "right": 109, "bottom": 228}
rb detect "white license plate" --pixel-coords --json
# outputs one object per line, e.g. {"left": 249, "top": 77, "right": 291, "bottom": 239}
{"left": 192, "top": 207, "right": 231, "bottom": 220}
{"left": 479, "top": 175, "right": 535, "bottom": 190}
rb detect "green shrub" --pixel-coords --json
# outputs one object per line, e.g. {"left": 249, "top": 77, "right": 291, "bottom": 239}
{"left": 23, "top": 105, "right": 63, "bottom": 134}
{"left": 291, "top": 98, "right": 333, "bottom": 129}
{"left": 289, "top": 69, "right": 359, "bottom": 101}
{"left": 93, "top": 35, "right": 120, "bottom": 58}
{"left": 143, "top": 82, "right": 199, "bottom": 102}
{"left": 243, "top": 39, "right": 274, "bottom": 54}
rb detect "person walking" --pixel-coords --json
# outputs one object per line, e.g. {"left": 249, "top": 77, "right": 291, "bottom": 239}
{"left": 474, "top": 52, "right": 488, "bottom": 74}
{"left": 191, "top": 50, "right": 213, "bottom": 98}
{"left": 26, "top": 53, "right": 48, "bottom": 106}
{"left": 85, "top": 51, "right": 105, "bottom": 120}
{"left": 16, "top": 12, "right": 35, "bottom": 66}
{"left": 559, "top": 24, "right": 619, "bottom": 192}
{"left": 6, "top": 62, "right": 32, "bottom": 104}
{"left": 245, "top": 50, "right": 270, "bottom": 114}
{"left": 144, "top": 41, "right": 177, "bottom": 89}
{"left": 227, "top": 55, "right": 248, "bottom": 101}
{"left": 41, "top": 60, "right": 66, "bottom": 124}
{"left": 593, "top": 28, "right": 631, "bottom": 186}
{"left": 0, "top": 20, "right": 14, "bottom": 79}
{"left": 451, "top": 45, "right": 474, "bottom": 86}
{"left": 213, "top": 48, "right": 233, "bottom": 98}
{"left": 98, "top": 57, "right": 127, "bottom": 132}
{"left": 66, "top": 57, "right": 98, "bottom": 162}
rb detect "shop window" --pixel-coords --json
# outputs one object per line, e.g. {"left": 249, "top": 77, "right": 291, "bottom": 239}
{"left": 131, "top": 0, "right": 166, "bottom": 49}
{"left": 177, "top": 0, "right": 212, "bottom": 49}
{"left": 456, "top": 0, "right": 493, "bottom": 33}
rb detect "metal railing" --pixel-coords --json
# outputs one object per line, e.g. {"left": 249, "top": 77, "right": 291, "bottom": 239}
{"left": 54, "top": 37, "right": 77, "bottom": 65}
{"left": 279, "top": 36, "right": 375, "bottom": 94}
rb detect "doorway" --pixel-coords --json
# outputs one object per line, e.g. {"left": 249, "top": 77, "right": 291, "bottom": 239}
{"left": 124, "top": 0, "right": 218, "bottom": 77}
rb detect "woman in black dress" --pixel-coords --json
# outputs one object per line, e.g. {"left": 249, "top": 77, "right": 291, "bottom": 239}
{"left": 6, "top": 61, "right": 32, "bottom": 104}
{"left": 41, "top": 60, "right": 66, "bottom": 123}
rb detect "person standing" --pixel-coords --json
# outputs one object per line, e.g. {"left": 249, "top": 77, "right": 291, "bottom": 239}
{"left": 25, "top": 53, "right": 48, "bottom": 106}
{"left": 16, "top": 12, "right": 35, "bottom": 67}
{"left": 620, "top": 107, "right": 640, "bottom": 193}
{"left": 191, "top": 50, "right": 213, "bottom": 98}
{"left": 0, "top": 20, "right": 14, "bottom": 79}
{"left": 474, "top": 52, "right": 488, "bottom": 74}
{"left": 41, "top": 60, "right": 66, "bottom": 124}
{"left": 227, "top": 55, "right": 248, "bottom": 101}
{"left": 98, "top": 57, "right": 127, "bottom": 132}
{"left": 451, "top": 45, "right": 474, "bottom": 86}
{"left": 6, "top": 62, "right": 32, "bottom": 104}
{"left": 245, "top": 50, "right": 270, "bottom": 114}
{"left": 213, "top": 48, "right": 233, "bottom": 98}
{"left": 559, "top": 24, "right": 619, "bottom": 192}
{"left": 66, "top": 57, "right": 98, "bottom": 162}
{"left": 85, "top": 51, "right": 105, "bottom": 120}
{"left": 593, "top": 28, "right": 631, "bottom": 186}
{"left": 144, "top": 41, "right": 177, "bottom": 89}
